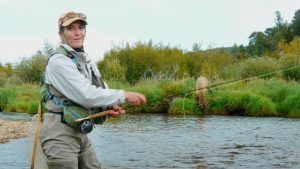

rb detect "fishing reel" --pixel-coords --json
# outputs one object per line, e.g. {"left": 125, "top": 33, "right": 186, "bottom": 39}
{"left": 79, "top": 120, "right": 94, "bottom": 134}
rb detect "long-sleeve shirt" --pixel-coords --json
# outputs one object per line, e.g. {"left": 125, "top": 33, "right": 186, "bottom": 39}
{"left": 45, "top": 44, "right": 125, "bottom": 111}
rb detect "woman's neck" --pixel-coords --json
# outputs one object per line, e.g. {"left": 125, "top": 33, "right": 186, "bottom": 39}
{"left": 74, "top": 47, "right": 84, "bottom": 52}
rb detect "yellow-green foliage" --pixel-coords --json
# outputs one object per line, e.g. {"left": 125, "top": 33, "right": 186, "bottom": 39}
{"left": 200, "top": 61, "right": 210, "bottom": 78}
{"left": 218, "top": 56, "right": 284, "bottom": 81}
{"left": 239, "top": 57, "right": 281, "bottom": 79}
{"left": 0, "top": 63, "right": 12, "bottom": 76}
{"left": 0, "top": 63, "right": 13, "bottom": 87}
{"left": 279, "top": 54, "right": 300, "bottom": 80}
{"left": 203, "top": 49, "right": 235, "bottom": 80}
{"left": 98, "top": 59, "right": 127, "bottom": 82}
{"left": 0, "top": 73, "right": 7, "bottom": 88}
{"left": 187, "top": 48, "right": 236, "bottom": 79}
{"left": 277, "top": 37, "right": 300, "bottom": 80}
{"left": 278, "top": 37, "right": 300, "bottom": 55}
{"left": 218, "top": 62, "right": 242, "bottom": 80}
{"left": 100, "top": 41, "right": 189, "bottom": 84}
{"left": 14, "top": 53, "right": 48, "bottom": 84}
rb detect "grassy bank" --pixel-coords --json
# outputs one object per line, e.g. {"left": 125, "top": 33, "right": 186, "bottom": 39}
{"left": 0, "top": 78, "right": 299, "bottom": 117}
{"left": 208, "top": 78, "right": 300, "bottom": 117}
{"left": 0, "top": 84, "right": 39, "bottom": 114}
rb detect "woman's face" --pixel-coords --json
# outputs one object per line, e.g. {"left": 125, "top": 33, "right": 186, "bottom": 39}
{"left": 60, "top": 21, "right": 86, "bottom": 49}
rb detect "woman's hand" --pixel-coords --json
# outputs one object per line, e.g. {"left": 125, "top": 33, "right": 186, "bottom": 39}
{"left": 107, "top": 92, "right": 146, "bottom": 117}
{"left": 107, "top": 105, "right": 125, "bottom": 117}
{"left": 124, "top": 92, "right": 147, "bottom": 106}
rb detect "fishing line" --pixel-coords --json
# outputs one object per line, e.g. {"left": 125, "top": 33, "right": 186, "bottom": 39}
{"left": 148, "top": 64, "right": 300, "bottom": 113}
{"left": 170, "top": 65, "right": 300, "bottom": 99}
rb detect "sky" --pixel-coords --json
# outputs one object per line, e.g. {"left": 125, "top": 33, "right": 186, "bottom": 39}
{"left": 0, "top": 0, "right": 299, "bottom": 64}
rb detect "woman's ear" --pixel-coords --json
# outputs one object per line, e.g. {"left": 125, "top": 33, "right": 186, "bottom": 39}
{"left": 59, "top": 32, "right": 66, "bottom": 43}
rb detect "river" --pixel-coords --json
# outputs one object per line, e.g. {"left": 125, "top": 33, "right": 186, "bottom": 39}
{"left": 0, "top": 114, "right": 300, "bottom": 169}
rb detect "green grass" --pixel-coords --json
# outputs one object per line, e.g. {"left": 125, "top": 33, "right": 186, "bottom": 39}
{"left": 208, "top": 91, "right": 276, "bottom": 116}
{"left": 0, "top": 87, "right": 16, "bottom": 111}
{"left": 208, "top": 78, "right": 300, "bottom": 117}
{"left": 280, "top": 92, "right": 300, "bottom": 117}
{"left": 0, "top": 83, "right": 39, "bottom": 114}
{"left": 168, "top": 97, "right": 201, "bottom": 115}
{"left": 0, "top": 78, "right": 299, "bottom": 118}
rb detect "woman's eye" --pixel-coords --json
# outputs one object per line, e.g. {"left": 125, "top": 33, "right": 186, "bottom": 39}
{"left": 79, "top": 25, "right": 85, "bottom": 30}
{"left": 66, "top": 25, "right": 85, "bottom": 31}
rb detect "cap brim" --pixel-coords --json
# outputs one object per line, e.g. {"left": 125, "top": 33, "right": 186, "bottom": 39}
{"left": 61, "top": 18, "right": 87, "bottom": 27}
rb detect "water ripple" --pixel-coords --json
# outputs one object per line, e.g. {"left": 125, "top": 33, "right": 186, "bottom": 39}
{"left": 0, "top": 114, "right": 300, "bottom": 169}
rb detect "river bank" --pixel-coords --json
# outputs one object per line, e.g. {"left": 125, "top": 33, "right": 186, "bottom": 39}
{"left": 0, "top": 112, "right": 31, "bottom": 144}
{"left": 0, "top": 119, "right": 29, "bottom": 143}
{"left": 0, "top": 78, "right": 299, "bottom": 117}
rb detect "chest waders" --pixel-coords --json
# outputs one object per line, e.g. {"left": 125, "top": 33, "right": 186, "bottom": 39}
{"left": 40, "top": 47, "right": 107, "bottom": 134}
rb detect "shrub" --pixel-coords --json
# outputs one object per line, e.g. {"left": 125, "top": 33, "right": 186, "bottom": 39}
{"left": 279, "top": 54, "right": 300, "bottom": 81}
{"left": 98, "top": 59, "right": 127, "bottom": 82}
{"left": 218, "top": 63, "right": 242, "bottom": 80}
{"left": 239, "top": 57, "right": 281, "bottom": 79}
{"left": 245, "top": 78, "right": 296, "bottom": 103}
{"left": 14, "top": 53, "right": 48, "bottom": 83}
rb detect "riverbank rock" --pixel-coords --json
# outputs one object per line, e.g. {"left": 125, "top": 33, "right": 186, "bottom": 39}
{"left": 0, "top": 119, "right": 29, "bottom": 143}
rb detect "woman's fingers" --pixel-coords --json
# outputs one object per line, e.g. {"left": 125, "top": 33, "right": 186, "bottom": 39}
{"left": 107, "top": 105, "right": 126, "bottom": 116}
{"left": 125, "top": 92, "right": 147, "bottom": 106}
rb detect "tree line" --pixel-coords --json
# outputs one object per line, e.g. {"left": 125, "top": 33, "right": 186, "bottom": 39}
{"left": 0, "top": 9, "right": 300, "bottom": 86}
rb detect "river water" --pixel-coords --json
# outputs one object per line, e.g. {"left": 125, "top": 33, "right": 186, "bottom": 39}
{"left": 0, "top": 114, "right": 300, "bottom": 169}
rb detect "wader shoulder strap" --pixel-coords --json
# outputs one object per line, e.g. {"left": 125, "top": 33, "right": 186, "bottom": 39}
{"left": 41, "top": 46, "right": 77, "bottom": 104}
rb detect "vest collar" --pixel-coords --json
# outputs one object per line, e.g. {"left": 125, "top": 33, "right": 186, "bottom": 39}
{"left": 60, "top": 43, "right": 87, "bottom": 63}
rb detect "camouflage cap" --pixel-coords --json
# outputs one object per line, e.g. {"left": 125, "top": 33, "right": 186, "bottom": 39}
{"left": 58, "top": 11, "right": 87, "bottom": 28}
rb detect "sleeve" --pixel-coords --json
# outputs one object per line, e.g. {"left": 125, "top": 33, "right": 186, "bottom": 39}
{"left": 45, "top": 54, "right": 125, "bottom": 108}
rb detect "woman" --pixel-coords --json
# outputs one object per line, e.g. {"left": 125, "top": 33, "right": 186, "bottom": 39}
{"left": 39, "top": 11, "right": 146, "bottom": 169}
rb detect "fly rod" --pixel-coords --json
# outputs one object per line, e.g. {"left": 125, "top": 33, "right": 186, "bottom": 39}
{"left": 75, "top": 110, "right": 115, "bottom": 123}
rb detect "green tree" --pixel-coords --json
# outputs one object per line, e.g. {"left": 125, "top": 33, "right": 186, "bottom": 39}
{"left": 291, "top": 9, "right": 300, "bottom": 36}
{"left": 275, "top": 11, "right": 284, "bottom": 27}
{"left": 231, "top": 44, "right": 246, "bottom": 59}
{"left": 247, "top": 31, "right": 270, "bottom": 56}
{"left": 192, "top": 43, "right": 202, "bottom": 52}
{"left": 247, "top": 11, "right": 294, "bottom": 56}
